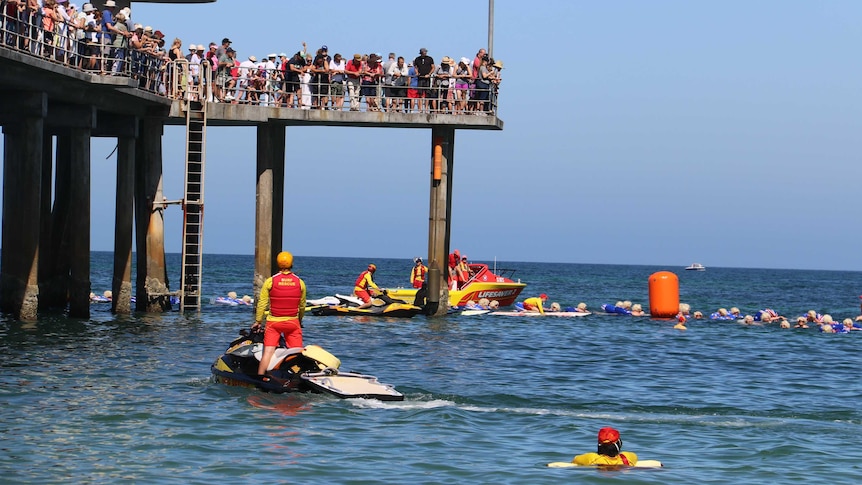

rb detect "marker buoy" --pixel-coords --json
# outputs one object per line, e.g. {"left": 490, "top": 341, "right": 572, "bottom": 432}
{"left": 649, "top": 271, "right": 679, "bottom": 318}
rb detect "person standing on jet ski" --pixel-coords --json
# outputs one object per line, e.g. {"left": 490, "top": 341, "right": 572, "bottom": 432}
{"left": 410, "top": 257, "right": 427, "bottom": 289}
{"left": 354, "top": 263, "right": 380, "bottom": 309}
{"left": 252, "top": 251, "right": 306, "bottom": 378}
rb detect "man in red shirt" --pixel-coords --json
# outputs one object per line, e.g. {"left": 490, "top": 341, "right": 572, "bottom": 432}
{"left": 345, "top": 53, "right": 363, "bottom": 111}
{"left": 253, "top": 251, "right": 306, "bottom": 378}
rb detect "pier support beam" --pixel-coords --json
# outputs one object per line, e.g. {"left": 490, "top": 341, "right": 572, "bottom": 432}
{"left": 426, "top": 127, "right": 455, "bottom": 316}
{"left": 67, "top": 127, "right": 92, "bottom": 318}
{"left": 39, "top": 133, "right": 63, "bottom": 309}
{"left": 0, "top": 93, "right": 46, "bottom": 320}
{"left": 253, "top": 123, "right": 285, "bottom": 298}
{"left": 135, "top": 116, "right": 171, "bottom": 312}
{"left": 112, "top": 132, "right": 136, "bottom": 314}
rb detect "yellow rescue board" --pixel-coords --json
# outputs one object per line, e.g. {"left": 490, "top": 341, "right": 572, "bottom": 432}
{"left": 547, "top": 460, "right": 663, "bottom": 468}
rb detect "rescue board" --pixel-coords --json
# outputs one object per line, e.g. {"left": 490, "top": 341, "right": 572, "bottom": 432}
{"left": 547, "top": 460, "right": 663, "bottom": 468}
{"left": 491, "top": 311, "right": 591, "bottom": 317}
{"left": 460, "top": 309, "right": 491, "bottom": 316}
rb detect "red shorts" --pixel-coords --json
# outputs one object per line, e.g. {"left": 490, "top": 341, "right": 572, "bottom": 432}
{"left": 412, "top": 280, "right": 423, "bottom": 289}
{"left": 523, "top": 303, "right": 539, "bottom": 311}
{"left": 407, "top": 88, "right": 419, "bottom": 98}
{"left": 264, "top": 318, "right": 303, "bottom": 347}
{"left": 354, "top": 289, "right": 371, "bottom": 303}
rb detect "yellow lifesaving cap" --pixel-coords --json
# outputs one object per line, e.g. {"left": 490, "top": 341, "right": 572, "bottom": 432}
{"left": 277, "top": 251, "right": 293, "bottom": 269}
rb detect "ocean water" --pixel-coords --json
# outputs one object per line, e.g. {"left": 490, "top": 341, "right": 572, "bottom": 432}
{"left": 2, "top": 252, "right": 862, "bottom": 484}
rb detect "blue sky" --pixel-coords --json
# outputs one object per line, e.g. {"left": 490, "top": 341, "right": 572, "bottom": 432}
{"left": 2, "top": 0, "right": 861, "bottom": 270}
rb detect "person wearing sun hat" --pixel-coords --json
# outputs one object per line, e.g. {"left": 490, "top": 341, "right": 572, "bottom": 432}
{"left": 522, "top": 293, "right": 550, "bottom": 315}
{"left": 572, "top": 427, "right": 639, "bottom": 466}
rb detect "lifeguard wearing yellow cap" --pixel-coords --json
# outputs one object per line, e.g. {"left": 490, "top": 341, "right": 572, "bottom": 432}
{"left": 277, "top": 251, "right": 293, "bottom": 270}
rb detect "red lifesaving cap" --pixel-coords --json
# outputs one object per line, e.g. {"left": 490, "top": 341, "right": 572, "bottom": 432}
{"left": 598, "top": 427, "right": 620, "bottom": 444}
{"left": 540, "top": 293, "right": 548, "bottom": 299}
{"left": 368, "top": 264, "right": 376, "bottom": 272}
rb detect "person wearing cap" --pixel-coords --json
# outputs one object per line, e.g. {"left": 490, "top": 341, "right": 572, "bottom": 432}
{"left": 237, "top": 54, "right": 257, "bottom": 103}
{"left": 215, "top": 40, "right": 234, "bottom": 102}
{"left": 259, "top": 53, "right": 278, "bottom": 106}
{"left": 523, "top": 294, "right": 549, "bottom": 315}
{"left": 222, "top": 47, "right": 237, "bottom": 101}
{"left": 413, "top": 48, "right": 435, "bottom": 112}
{"left": 410, "top": 257, "right": 427, "bottom": 289}
{"left": 406, "top": 60, "right": 418, "bottom": 113}
{"left": 216, "top": 37, "right": 230, "bottom": 59}
{"left": 344, "top": 53, "right": 363, "bottom": 111}
{"left": 109, "top": 10, "right": 129, "bottom": 74}
{"left": 186, "top": 43, "right": 202, "bottom": 95}
{"left": 313, "top": 45, "right": 330, "bottom": 64}
{"left": 252, "top": 251, "right": 306, "bottom": 379}
{"left": 573, "top": 427, "right": 638, "bottom": 467}
{"left": 353, "top": 264, "right": 381, "bottom": 309}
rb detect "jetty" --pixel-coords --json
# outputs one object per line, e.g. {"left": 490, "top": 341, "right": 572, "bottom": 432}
{"left": 0, "top": 2, "right": 502, "bottom": 319}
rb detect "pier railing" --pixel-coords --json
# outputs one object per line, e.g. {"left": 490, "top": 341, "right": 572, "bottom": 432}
{"left": 166, "top": 61, "right": 499, "bottom": 115}
{"left": 1, "top": 6, "right": 500, "bottom": 116}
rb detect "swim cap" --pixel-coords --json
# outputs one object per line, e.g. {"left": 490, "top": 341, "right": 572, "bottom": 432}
{"left": 598, "top": 427, "right": 620, "bottom": 444}
{"left": 276, "top": 251, "right": 293, "bottom": 269}
{"left": 540, "top": 293, "right": 548, "bottom": 300}
{"left": 368, "top": 264, "right": 377, "bottom": 272}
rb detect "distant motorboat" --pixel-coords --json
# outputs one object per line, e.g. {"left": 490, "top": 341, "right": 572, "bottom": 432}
{"left": 685, "top": 263, "right": 706, "bottom": 271}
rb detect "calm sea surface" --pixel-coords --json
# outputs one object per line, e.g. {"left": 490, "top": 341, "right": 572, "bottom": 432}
{"left": 2, "top": 253, "right": 862, "bottom": 484}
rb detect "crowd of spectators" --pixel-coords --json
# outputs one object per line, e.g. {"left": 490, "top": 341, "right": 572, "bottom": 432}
{"left": 3, "top": 0, "right": 180, "bottom": 94}
{"left": 177, "top": 41, "right": 504, "bottom": 114}
{"left": 2, "top": 3, "right": 503, "bottom": 115}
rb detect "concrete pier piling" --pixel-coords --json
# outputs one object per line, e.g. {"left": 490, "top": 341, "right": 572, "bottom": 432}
{"left": 0, "top": 93, "right": 46, "bottom": 320}
{"left": 253, "top": 123, "right": 286, "bottom": 298}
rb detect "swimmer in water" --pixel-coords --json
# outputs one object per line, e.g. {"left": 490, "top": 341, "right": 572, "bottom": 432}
{"left": 572, "top": 427, "right": 638, "bottom": 466}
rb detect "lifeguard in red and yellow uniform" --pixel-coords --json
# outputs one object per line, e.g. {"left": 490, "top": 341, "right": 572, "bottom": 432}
{"left": 354, "top": 263, "right": 380, "bottom": 308}
{"left": 523, "top": 293, "right": 549, "bottom": 315}
{"left": 253, "top": 251, "right": 306, "bottom": 378}
{"left": 410, "top": 257, "right": 427, "bottom": 289}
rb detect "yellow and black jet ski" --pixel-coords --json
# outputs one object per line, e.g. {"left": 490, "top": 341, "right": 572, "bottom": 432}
{"left": 211, "top": 329, "right": 404, "bottom": 400}
{"left": 309, "top": 292, "right": 425, "bottom": 318}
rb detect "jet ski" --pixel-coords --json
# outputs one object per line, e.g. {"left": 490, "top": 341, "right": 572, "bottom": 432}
{"left": 211, "top": 329, "right": 404, "bottom": 401}
{"left": 309, "top": 292, "right": 425, "bottom": 318}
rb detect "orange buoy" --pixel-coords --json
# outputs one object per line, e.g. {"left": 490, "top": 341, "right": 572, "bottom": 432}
{"left": 649, "top": 271, "right": 679, "bottom": 318}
